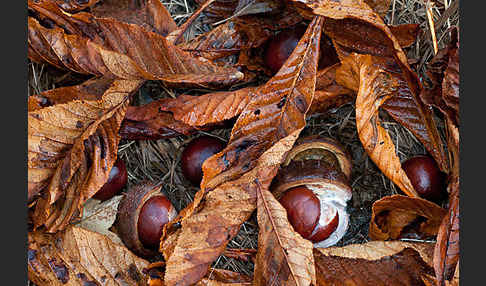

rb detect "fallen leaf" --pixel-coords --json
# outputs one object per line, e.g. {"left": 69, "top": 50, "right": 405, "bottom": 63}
{"left": 53, "top": 0, "right": 100, "bottom": 12}
{"left": 119, "top": 102, "right": 199, "bottom": 140}
{"left": 29, "top": 79, "right": 143, "bottom": 232}
{"left": 162, "top": 16, "right": 323, "bottom": 286}
{"left": 294, "top": 0, "right": 448, "bottom": 173}
{"left": 75, "top": 196, "right": 124, "bottom": 245}
{"left": 341, "top": 54, "right": 418, "bottom": 197}
{"left": 389, "top": 24, "right": 421, "bottom": 48}
{"left": 314, "top": 240, "right": 437, "bottom": 286}
{"left": 28, "top": 226, "right": 149, "bottom": 286}
{"left": 369, "top": 195, "right": 446, "bottom": 241}
{"left": 254, "top": 180, "right": 316, "bottom": 285}
{"left": 146, "top": 267, "right": 253, "bottom": 286}
{"left": 160, "top": 87, "right": 257, "bottom": 127}
{"left": 28, "top": 77, "right": 117, "bottom": 112}
{"left": 433, "top": 183, "right": 459, "bottom": 286}
{"left": 91, "top": 0, "right": 177, "bottom": 36}
{"left": 364, "top": 0, "right": 392, "bottom": 16}
{"left": 179, "top": 19, "right": 272, "bottom": 60}
{"left": 28, "top": 2, "right": 243, "bottom": 88}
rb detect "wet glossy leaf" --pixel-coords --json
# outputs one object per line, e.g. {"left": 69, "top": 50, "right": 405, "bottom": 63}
{"left": 340, "top": 54, "right": 418, "bottom": 197}
{"left": 180, "top": 19, "right": 271, "bottom": 60}
{"left": 369, "top": 195, "right": 446, "bottom": 241}
{"left": 294, "top": 0, "right": 448, "bottom": 173}
{"left": 91, "top": 0, "right": 177, "bottom": 36}
{"left": 254, "top": 181, "right": 315, "bottom": 285}
{"left": 119, "top": 101, "right": 198, "bottom": 140}
{"left": 314, "top": 240, "right": 437, "bottom": 286}
{"left": 161, "top": 87, "right": 256, "bottom": 127}
{"left": 434, "top": 183, "right": 459, "bottom": 286}
{"left": 29, "top": 79, "right": 143, "bottom": 232}
{"left": 28, "top": 2, "right": 243, "bottom": 88}
{"left": 28, "top": 226, "right": 149, "bottom": 286}
{"left": 52, "top": 0, "right": 100, "bottom": 12}
{"left": 162, "top": 16, "right": 323, "bottom": 286}
{"left": 75, "top": 196, "right": 124, "bottom": 245}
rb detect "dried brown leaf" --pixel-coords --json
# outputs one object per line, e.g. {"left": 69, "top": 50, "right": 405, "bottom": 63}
{"left": 254, "top": 181, "right": 316, "bottom": 285}
{"left": 75, "top": 196, "right": 124, "bottom": 245}
{"left": 28, "top": 77, "right": 116, "bottom": 112}
{"left": 28, "top": 226, "right": 149, "bottom": 286}
{"left": 160, "top": 87, "right": 256, "bottom": 127}
{"left": 179, "top": 19, "right": 271, "bottom": 60}
{"left": 119, "top": 101, "right": 199, "bottom": 140}
{"left": 369, "top": 195, "right": 446, "bottom": 241}
{"left": 389, "top": 24, "right": 421, "bottom": 48}
{"left": 91, "top": 0, "right": 177, "bottom": 36}
{"left": 52, "top": 0, "right": 100, "bottom": 12}
{"left": 433, "top": 183, "right": 459, "bottom": 286}
{"left": 162, "top": 16, "right": 323, "bottom": 286}
{"left": 29, "top": 79, "right": 143, "bottom": 232}
{"left": 28, "top": 2, "right": 243, "bottom": 88}
{"left": 314, "top": 240, "right": 437, "bottom": 285}
{"left": 342, "top": 54, "right": 418, "bottom": 197}
{"left": 296, "top": 0, "right": 448, "bottom": 172}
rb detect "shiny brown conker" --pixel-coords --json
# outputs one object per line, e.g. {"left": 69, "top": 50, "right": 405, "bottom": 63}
{"left": 137, "top": 195, "right": 175, "bottom": 249}
{"left": 263, "top": 26, "right": 340, "bottom": 75}
{"left": 181, "top": 136, "right": 226, "bottom": 186}
{"left": 402, "top": 155, "right": 445, "bottom": 202}
{"left": 308, "top": 206, "right": 339, "bottom": 243}
{"left": 264, "top": 25, "right": 307, "bottom": 74}
{"left": 279, "top": 186, "right": 341, "bottom": 243}
{"left": 93, "top": 158, "right": 128, "bottom": 201}
{"left": 279, "top": 186, "right": 321, "bottom": 239}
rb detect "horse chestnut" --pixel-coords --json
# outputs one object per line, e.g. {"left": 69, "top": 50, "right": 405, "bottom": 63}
{"left": 93, "top": 158, "right": 128, "bottom": 201}
{"left": 402, "top": 155, "right": 445, "bottom": 202}
{"left": 263, "top": 26, "right": 339, "bottom": 75}
{"left": 116, "top": 183, "right": 177, "bottom": 257}
{"left": 264, "top": 25, "right": 306, "bottom": 74}
{"left": 279, "top": 186, "right": 339, "bottom": 243}
{"left": 181, "top": 136, "right": 226, "bottom": 186}
{"left": 138, "top": 195, "right": 176, "bottom": 249}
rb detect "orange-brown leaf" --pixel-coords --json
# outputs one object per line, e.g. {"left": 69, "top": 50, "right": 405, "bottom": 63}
{"left": 369, "top": 195, "right": 446, "bottom": 241}
{"left": 314, "top": 240, "right": 437, "bottom": 286}
{"left": 254, "top": 181, "right": 315, "bottom": 285}
{"left": 344, "top": 54, "right": 418, "bottom": 197}
{"left": 296, "top": 0, "right": 448, "bottom": 173}
{"left": 119, "top": 102, "right": 199, "bottom": 140}
{"left": 162, "top": 16, "right": 323, "bottom": 286}
{"left": 433, "top": 183, "right": 459, "bottom": 286}
{"left": 160, "top": 87, "right": 256, "bottom": 127}
{"left": 27, "top": 3, "right": 243, "bottom": 88}
{"left": 29, "top": 79, "right": 143, "bottom": 232}
{"left": 28, "top": 226, "right": 149, "bottom": 286}
{"left": 179, "top": 19, "right": 271, "bottom": 60}
{"left": 52, "top": 0, "right": 100, "bottom": 12}
{"left": 28, "top": 77, "right": 115, "bottom": 112}
{"left": 91, "top": 0, "right": 177, "bottom": 36}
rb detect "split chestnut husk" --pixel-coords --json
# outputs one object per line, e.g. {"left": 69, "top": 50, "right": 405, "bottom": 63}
{"left": 272, "top": 135, "right": 353, "bottom": 248}
{"left": 116, "top": 182, "right": 177, "bottom": 257}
